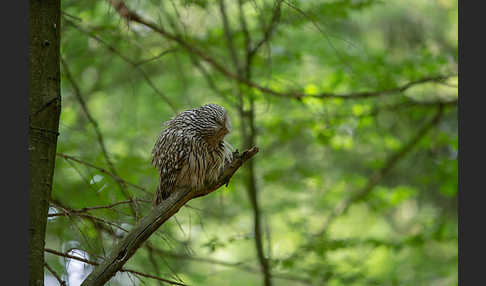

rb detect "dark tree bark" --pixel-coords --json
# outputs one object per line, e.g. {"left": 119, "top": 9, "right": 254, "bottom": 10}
{"left": 29, "top": 1, "right": 61, "bottom": 285}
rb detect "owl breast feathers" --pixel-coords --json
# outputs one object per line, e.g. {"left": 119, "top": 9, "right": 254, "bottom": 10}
{"left": 151, "top": 104, "right": 233, "bottom": 205}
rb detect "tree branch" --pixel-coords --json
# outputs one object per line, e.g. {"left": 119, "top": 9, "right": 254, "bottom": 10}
{"left": 105, "top": 0, "right": 454, "bottom": 103}
{"left": 230, "top": 2, "right": 275, "bottom": 284}
{"left": 50, "top": 200, "right": 130, "bottom": 233}
{"left": 331, "top": 98, "right": 457, "bottom": 120}
{"left": 45, "top": 247, "right": 97, "bottom": 265}
{"left": 44, "top": 248, "right": 187, "bottom": 286}
{"left": 285, "top": 105, "right": 445, "bottom": 263}
{"left": 134, "top": 47, "right": 178, "bottom": 67}
{"left": 120, "top": 268, "right": 187, "bottom": 286}
{"left": 248, "top": 0, "right": 282, "bottom": 63}
{"left": 218, "top": 0, "right": 242, "bottom": 74}
{"left": 312, "top": 75, "right": 457, "bottom": 100}
{"left": 315, "top": 105, "right": 444, "bottom": 236}
{"left": 188, "top": 56, "right": 238, "bottom": 108}
{"left": 148, "top": 244, "right": 313, "bottom": 285}
{"left": 238, "top": 0, "right": 252, "bottom": 65}
{"left": 63, "top": 18, "right": 178, "bottom": 113}
{"left": 48, "top": 198, "right": 150, "bottom": 217}
{"left": 56, "top": 153, "right": 150, "bottom": 194}
{"left": 244, "top": 112, "right": 272, "bottom": 286}
{"left": 79, "top": 147, "right": 258, "bottom": 286}
{"left": 61, "top": 58, "right": 140, "bottom": 218}
{"left": 44, "top": 262, "right": 67, "bottom": 286}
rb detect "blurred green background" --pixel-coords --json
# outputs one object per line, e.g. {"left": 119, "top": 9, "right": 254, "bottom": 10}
{"left": 45, "top": 0, "right": 457, "bottom": 285}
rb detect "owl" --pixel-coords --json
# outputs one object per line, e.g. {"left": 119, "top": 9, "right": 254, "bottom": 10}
{"left": 151, "top": 104, "right": 233, "bottom": 205}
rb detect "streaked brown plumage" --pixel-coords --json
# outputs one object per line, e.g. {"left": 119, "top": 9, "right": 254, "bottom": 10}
{"left": 151, "top": 104, "right": 232, "bottom": 205}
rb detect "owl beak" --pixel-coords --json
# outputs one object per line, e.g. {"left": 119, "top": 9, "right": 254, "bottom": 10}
{"left": 224, "top": 118, "right": 232, "bottom": 134}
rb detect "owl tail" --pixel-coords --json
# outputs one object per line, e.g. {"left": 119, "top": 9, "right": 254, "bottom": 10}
{"left": 153, "top": 180, "right": 171, "bottom": 206}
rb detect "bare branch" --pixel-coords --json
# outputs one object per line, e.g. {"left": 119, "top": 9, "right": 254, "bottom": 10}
{"left": 49, "top": 199, "right": 151, "bottom": 217}
{"left": 45, "top": 248, "right": 97, "bottom": 265}
{"left": 50, "top": 200, "right": 130, "bottom": 232}
{"left": 61, "top": 10, "right": 82, "bottom": 22}
{"left": 61, "top": 58, "right": 140, "bottom": 218}
{"left": 121, "top": 268, "right": 187, "bottom": 286}
{"left": 244, "top": 121, "right": 272, "bottom": 286}
{"left": 285, "top": 105, "right": 445, "bottom": 263}
{"left": 105, "top": 0, "right": 455, "bottom": 103}
{"left": 144, "top": 245, "right": 165, "bottom": 285}
{"left": 281, "top": 0, "right": 357, "bottom": 75}
{"left": 56, "top": 153, "right": 150, "bottom": 194}
{"left": 147, "top": 244, "right": 313, "bottom": 285}
{"left": 231, "top": 2, "right": 276, "bottom": 283}
{"left": 238, "top": 0, "right": 252, "bottom": 62}
{"left": 134, "top": 48, "right": 178, "bottom": 67}
{"left": 52, "top": 213, "right": 129, "bottom": 233}
{"left": 311, "top": 75, "right": 457, "bottom": 100}
{"left": 332, "top": 98, "right": 457, "bottom": 120}
{"left": 319, "top": 106, "right": 444, "bottom": 235}
{"left": 44, "top": 248, "right": 187, "bottom": 286}
{"left": 45, "top": 262, "right": 67, "bottom": 286}
{"left": 188, "top": 56, "right": 237, "bottom": 107}
{"left": 60, "top": 59, "right": 115, "bottom": 171}
{"left": 63, "top": 18, "right": 178, "bottom": 113}
{"left": 248, "top": 0, "right": 282, "bottom": 63}
{"left": 79, "top": 147, "right": 258, "bottom": 286}
{"left": 218, "top": 0, "right": 242, "bottom": 74}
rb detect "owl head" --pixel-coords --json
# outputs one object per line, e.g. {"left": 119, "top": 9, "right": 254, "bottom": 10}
{"left": 169, "top": 104, "right": 232, "bottom": 147}
{"left": 198, "top": 104, "right": 232, "bottom": 142}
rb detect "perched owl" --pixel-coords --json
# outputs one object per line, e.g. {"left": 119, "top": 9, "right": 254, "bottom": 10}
{"left": 151, "top": 104, "right": 233, "bottom": 205}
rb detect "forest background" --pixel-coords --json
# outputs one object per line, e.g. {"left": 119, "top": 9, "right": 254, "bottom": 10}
{"left": 39, "top": 0, "right": 458, "bottom": 285}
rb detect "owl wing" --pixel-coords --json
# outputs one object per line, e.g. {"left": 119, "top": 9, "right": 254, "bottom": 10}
{"left": 152, "top": 128, "right": 189, "bottom": 204}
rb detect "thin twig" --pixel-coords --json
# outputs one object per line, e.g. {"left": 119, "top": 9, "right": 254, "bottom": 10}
{"left": 120, "top": 268, "right": 187, "bottom": 286}
{"left": 45, "top": 248, "right": 97, "bottom": 265}
{"left": 134, "top": 48, "right": 178, "bottom": 67}
{"left": 244, "top": 110, "right": 272, "bottom": 286}
{"left": 144, "top": 245, "right": 165, "bottom": 286}
{"left": 284, "top": 105, "right": 445, "bottom": 264}
{"left": 50, "top": 201, "right": 130, "bottom": 233}
{"left": 104, "top": 0, "right": 454, "bottom": 103}
{"left": 44, "top": 248, "right": 187, "bottom": 286}
{"left": 331, "top": 99, "right": 457, "bottom": 120}
{"left": 48, "top": 199, "right": 151, "bottom": 217}
{"left": 45, "top": 262, "right": 67, "bottom": 286}
{"left": 281, "top": 0, "right": 358, "bottom": 77}
{"left": 56, "top": 153, "right": 151, "bottom": 194}
{"left": 311, "top": 75, "right": 457, "bottom": 100}
{"left": 61, "top": 58, "right": 139, "bottom": 218}
{"left": 63, "top": 18, "right": 178, "bottom": 112}
{"left": 233, "top": 3, "right": 274, "bottom": 284}
{"left": 316, "top": 105, "right": 444, "bottom": 236}
{"left": 238, "top": 0, "right": 252, "bottom": 63}
{"left": 218, "top": 0, "right": 242, "bottom": 74}
{"left": 248, "top": 0, "right": 282, "bottom": 63}
{"left": 188, "top": 56, "right": 238, "bottom": 107}
{"left": 147, "top": 244, "right": 313, "bottom": 285}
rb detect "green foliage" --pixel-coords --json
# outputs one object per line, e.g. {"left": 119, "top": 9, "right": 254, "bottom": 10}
{"left": 47, "top": 0, "right": 457, "bottom": 285}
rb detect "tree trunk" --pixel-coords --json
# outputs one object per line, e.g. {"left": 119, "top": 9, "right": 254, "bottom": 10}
{"left": 29, "top": 1, "right": 61, "bottom": 285}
